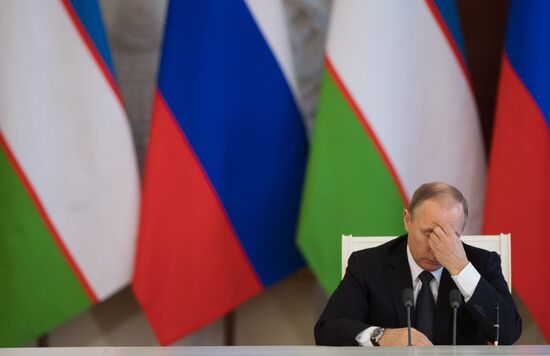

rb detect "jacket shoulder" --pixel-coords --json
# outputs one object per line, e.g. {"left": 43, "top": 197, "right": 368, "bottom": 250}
{"left": 463, "top": 242, "right": 495, "bottom": 259}
{"left": 350, "top": 235, "right": 407, "bottom": 265}
{"left": 463, "top": 242, "right": 499, "bottom": 271}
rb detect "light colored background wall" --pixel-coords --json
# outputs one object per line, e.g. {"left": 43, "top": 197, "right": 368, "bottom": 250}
{"left": 34, "top": 0, "right": 546, "bottom": 346}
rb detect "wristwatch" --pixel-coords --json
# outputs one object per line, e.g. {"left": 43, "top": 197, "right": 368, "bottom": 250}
{"left": 370, "top": 327, "right": 385, "bottom": 346}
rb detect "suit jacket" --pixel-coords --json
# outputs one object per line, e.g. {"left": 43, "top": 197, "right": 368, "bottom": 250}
{"left": 315, "top": 234, "right": 522, "bottom": 345}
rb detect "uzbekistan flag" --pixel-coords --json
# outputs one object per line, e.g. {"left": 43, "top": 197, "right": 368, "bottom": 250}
{"left": 133, "top": 0, "right": 308, "bottom": 344}
{"left": 297, "top": 0, "right": 486, "bottom": 293}
{"left": 0, "top": 0, "right": 140, "bottom": 346}
{"left": 484, "top": 0, "right": 550, "bottom": 341}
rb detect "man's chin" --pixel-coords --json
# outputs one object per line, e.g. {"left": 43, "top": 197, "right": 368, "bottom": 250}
{"left": 422, "top": 260, "right": 442, "bottom": 271}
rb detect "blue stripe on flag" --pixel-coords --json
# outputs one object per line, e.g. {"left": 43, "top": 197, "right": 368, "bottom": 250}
{"left": 433, "top": 0, "right": 468, "bottom": 65}
{"left": 68, "top": 0, "right": 116, "bottom": 78}
{"left": 505, "top": 0, "right": 550, "bottom": 128}
{"left": 158, "top": 1, "right": 308, "bottom": 286}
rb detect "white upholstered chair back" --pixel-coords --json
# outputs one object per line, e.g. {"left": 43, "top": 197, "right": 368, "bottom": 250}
{"left": 341, "top": 234, "right": 512, "bottom": 292}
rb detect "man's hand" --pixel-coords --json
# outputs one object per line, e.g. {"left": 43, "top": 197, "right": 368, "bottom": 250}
{"left": 378, "top": 327, "right": 433, "bottom": 346}
{"left": 428, "top": 224, "right": 468, "bottom": 276}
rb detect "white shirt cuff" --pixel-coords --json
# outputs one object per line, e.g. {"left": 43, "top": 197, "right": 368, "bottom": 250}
{"left": 451, "top": 262, "right": 481, "bottom": 302}
{"left": 356, "top": 326, "right": 378, "bottom": 346}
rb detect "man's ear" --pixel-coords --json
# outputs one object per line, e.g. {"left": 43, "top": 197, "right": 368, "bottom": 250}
{"left": 403, "top": 209, "right": 411, "bottom": 232}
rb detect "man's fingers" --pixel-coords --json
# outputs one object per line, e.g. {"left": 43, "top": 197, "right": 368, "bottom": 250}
{"left": 437, "top": 224, "right": 459, "bottom": 240}
{"left": 432, "top": 225, "right": 447, "bottom": 239}
{"left": 428, "top": 233, "right": 443, "bottom": 255}
{"left": 411, "top": 337, "right": 432, "bottom": 346}
{"left": 441, "top": 224, "right": 453, "bottom": 238}
{"left": 380, "top": 328, "right": 417, "bottom": 346}
{"left": 411, "top": 328, "right": 433, "bottom": 346}
{"left": 415, "top": 338, "right": 433, "bottom": 346}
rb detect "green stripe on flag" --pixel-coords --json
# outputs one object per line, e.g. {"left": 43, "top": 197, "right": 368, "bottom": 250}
{"left": 297, "top": 69, "right": 405, "bottom": 294}
{"left": 0, "top": 147, "right": 91, "bottom": 346}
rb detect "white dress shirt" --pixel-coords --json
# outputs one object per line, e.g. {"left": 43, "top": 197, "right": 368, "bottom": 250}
{"left": 356, "top": 245, "right": 481, "bottom": 346}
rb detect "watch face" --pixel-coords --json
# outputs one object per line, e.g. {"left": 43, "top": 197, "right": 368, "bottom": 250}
{"left": 371, "top": 327, "right": 384, "bottom": 346}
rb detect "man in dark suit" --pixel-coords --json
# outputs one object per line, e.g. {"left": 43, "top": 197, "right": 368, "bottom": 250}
{"left": 315, "top": 182, "right": 522, "bottom": 346}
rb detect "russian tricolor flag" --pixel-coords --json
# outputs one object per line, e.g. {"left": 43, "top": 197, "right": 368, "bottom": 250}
{"left": 484, "top": 0, "right": 550, "bottom": 341}
{"left": 133, "top": 1, "right": 308, "bottom": 344}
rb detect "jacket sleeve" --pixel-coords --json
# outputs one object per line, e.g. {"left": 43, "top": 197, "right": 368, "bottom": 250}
{"left": 314, "top": 252, "right": 372, "bottom": 345}
{"left": 464, "top": 251, "right": 522, "bottom": 344}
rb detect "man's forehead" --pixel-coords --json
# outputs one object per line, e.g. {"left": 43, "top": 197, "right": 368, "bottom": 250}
{"left": 418, "top": 219, "right": 462, "bottom": 233}
{"left": 413, "top": 195, "right": 463, "bottom": 213}
{"left": 412, "top": 197, "right": 464, "bottom": 224}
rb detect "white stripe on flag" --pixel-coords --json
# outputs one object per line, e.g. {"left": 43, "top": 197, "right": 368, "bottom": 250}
{"left": 0, "top": 1, "right": 140, "bottom": 300}
{"left": 245, "top": 0, "right": 303, "bottom": 113}
{"left": 326, "top": 0, "right": 485, "bottom": 233}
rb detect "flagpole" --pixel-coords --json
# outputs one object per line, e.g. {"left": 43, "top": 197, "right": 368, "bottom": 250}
{"left": 224, "top": 311, "right": 235, "bottom": 346}
{"left": 37, "top": 334, "right": 49, "bottom": 347}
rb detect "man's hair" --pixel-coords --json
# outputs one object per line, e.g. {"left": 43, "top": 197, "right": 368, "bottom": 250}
{"left": 409, "top": 182, "right": 469, "bottom": 225}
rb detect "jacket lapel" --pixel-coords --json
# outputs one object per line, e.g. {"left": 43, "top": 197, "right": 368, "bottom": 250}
{"left": 387, "top": 239, "right": 413, "bottom": 327}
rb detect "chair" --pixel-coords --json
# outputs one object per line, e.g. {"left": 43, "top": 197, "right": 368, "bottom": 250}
{"left": 341, "top": 234, "right": 512, "bottom": 292}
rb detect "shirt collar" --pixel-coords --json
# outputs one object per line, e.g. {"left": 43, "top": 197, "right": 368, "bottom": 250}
{"left": 406, "top": 244, "right": 443, "bottom": 283}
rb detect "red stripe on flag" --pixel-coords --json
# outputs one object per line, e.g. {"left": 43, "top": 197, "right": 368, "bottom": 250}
{"left": 0, "top": 133, "right": 98, "bottom": 303}
{"left": 133, "top": 91, "right": 262, "bottom": 345}
{"left": 59, "top": 0, "right": 125, "bottom": 109}
{"left": 484, "top": 55, "right": 550, "bottom": 340}
{"left": 324, "top": 56, "right": 409, "bottom": 207}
